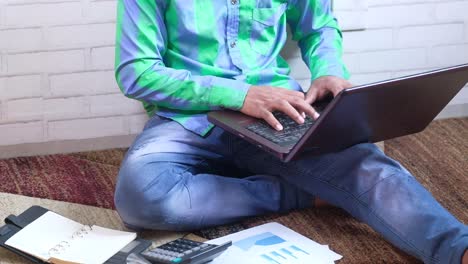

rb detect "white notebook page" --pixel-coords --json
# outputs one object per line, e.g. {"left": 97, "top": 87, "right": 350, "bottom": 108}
{"left": 56, "top": 225, "right": 136, "bottom": 264}
{"left": 5, "top": 211, "right": 83, "bottom": 261}
{"left": 5, "top": 211, "right": 136, "bottom": 264}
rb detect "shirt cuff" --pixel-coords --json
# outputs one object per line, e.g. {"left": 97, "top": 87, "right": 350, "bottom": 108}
{"left": 208, "top": 77, "right": 251, "bottom": 110}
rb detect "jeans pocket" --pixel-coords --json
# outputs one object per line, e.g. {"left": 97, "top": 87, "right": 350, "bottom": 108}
{"left": 250, "top": 3, "right": 287, "bottom": 55}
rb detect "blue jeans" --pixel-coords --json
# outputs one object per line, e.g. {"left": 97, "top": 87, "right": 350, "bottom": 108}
{"left": 115, "top": 116, "right": 467, "bottom": 264}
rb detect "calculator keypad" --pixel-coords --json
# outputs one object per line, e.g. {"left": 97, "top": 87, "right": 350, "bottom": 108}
{"left": 141, "top": 238, "right": 215, "bottom": 264}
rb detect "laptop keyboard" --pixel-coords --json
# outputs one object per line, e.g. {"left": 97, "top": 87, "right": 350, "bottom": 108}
{"left": 245, "top": 102, "right": 328, "bottom": 147}
{"left": 246, "top": 112, "right": 317, "bottom": 147}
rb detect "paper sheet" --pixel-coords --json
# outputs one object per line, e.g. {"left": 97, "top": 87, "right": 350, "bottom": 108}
{"left": 208, "top": 222, "right": 342, "bottom": 264}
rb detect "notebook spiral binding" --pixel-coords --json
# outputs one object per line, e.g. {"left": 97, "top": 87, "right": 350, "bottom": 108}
{"left": 48, "top": 225, "right": 93, "bottom": 257}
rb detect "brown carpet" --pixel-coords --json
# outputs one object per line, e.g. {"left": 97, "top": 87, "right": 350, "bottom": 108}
{"left": 0, "top": 150, "right": 123, "bottom": 209}
{"left": 0, "top": 118, "right": 467, "bottom": 263}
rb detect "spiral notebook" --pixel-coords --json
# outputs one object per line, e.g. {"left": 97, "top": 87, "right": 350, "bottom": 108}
{"left": 4, "top": 211, "right": 136, "bottom": 264}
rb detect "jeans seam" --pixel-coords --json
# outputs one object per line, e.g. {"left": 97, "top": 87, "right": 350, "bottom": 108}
{"left": 141, "top": 159, "right": 203, "bottom": 196}
{"left": 141, "top": 159, "right": 205, "bottom": 228}
{"left": 141, "top": 162, "right": 186, "bottom": 193}
{"left": 177, "top": 159, "right": 207, "bottom": 210}
{"left": 356, "top": 167, "right": 406, "bottom": 199}
{"left": 182, "top": 176, "right": 193, "bottom": 209}
{"left": 285, "top": 164, "right": 438, "bottom": 263}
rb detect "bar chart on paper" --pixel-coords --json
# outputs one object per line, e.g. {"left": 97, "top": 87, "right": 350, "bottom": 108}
{"left": 209, "top": 223, "right": 342, "bottom": 264}
{"left": 233, "top": 232, "right": 312, "bottom": 264}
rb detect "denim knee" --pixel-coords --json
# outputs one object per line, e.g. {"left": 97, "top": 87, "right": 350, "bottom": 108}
{"left": 114, "top": 153, "right": 190, "bottom": 230}
{"left": 327, "top": 143, "right": 411, "bottom": 197}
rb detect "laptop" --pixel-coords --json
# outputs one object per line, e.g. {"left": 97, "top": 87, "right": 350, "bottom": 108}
{"left": 208, "top": 64, "right": 468, "bottom": 162}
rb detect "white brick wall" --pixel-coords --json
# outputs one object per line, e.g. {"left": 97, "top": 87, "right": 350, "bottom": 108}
{"left": 286, "top": 0, "right": 468, "bottom": 106}
{"left": 0, "top": 0, "right": 467, "bottom": 148}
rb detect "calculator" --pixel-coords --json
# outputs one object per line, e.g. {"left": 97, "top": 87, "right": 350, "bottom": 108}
{"left": 140, "top": 238, "right": 232, "bottom": 264}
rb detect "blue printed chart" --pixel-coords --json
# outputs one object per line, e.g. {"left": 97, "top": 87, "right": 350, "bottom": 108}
{"left": 234, "top": 232, "right": 312, "bottom": 264}
{"left": 209, "top": 223, "right": 342, "bottom": 264}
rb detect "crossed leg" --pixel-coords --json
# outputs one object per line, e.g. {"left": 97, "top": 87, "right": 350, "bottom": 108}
{"left": 115, "top": 117, "right": 467, "bottom": 263}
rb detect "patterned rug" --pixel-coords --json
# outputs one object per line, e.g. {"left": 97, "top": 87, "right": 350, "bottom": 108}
{"left": 0, "top": 118, "right": 467, "bottom": 263}
{"left": 0, "top": 149, "right": 123, "bottom": 209}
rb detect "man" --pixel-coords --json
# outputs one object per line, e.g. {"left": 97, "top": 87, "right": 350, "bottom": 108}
{"left": 113, "top": 0, "right": 468, "bottom": 263}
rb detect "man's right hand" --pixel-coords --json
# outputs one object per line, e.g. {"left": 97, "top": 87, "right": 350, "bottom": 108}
{"left": 240, "top": 86, "right": 320, "bottom": 131}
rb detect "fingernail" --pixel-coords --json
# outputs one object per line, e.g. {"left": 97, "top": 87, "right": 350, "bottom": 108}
{"left": 298, "top": 117, "right": 305, "bottom": 124}
{"left": 276, "top": 124, "right": 283, "bottom": 131}
{"left": 302, "top": 112, "right": 306, "bottom": 118}
{"left": 314, "top": 113, "right": 320, "bottom": 119}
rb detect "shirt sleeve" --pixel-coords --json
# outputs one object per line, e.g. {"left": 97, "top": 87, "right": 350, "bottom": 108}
{"left": 114, "top": 0, "right": 250, "bottom": 111}
{"left": 286, "top": 0, "right": 350, "bottom": 81}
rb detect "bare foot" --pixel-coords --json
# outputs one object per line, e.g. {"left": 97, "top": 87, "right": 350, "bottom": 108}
{"left": 314, "top": 197, "right": 333, "bottom": 208}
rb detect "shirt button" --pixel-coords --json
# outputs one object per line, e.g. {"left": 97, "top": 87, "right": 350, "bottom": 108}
{"left": 230, "top": 41, "right": 237, "bottom": 48}
{"left": 231, "top": 0, "right": 237, "bottom": 5}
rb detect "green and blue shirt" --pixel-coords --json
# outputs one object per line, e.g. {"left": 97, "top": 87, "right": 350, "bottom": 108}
{"left": 115, "top": 0, "right": 349, "bottom": 136}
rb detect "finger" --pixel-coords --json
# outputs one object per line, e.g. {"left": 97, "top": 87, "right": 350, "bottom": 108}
{"left": 330, "top": 80, "right": 353, "bottom": 96}
{"left": 315, "top": 88, "right": 326, "bottom": 100}
{"left": 305, "top": 87, "right": 319, "bottom": 105}
{"left": 262, "top": 111, "right": 283, "bottom": 131}
{"left": 289, "top": 98, "right": 320, "bottom": 120}
{"left": 329, "top": 84, "right": 344, "bottom": 97}
{"left": 344, "top": 80, "right": 353, "bottom": 88}
{"left": 274, "top": 100, "right": 305, "bottom": 124}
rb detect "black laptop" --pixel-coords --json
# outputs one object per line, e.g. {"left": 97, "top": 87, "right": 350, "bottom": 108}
{"left": 208, "top": 64, "right": 468, "bottom": 162}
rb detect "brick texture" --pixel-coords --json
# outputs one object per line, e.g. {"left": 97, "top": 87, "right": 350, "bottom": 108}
{"left": 0, "top": 0, "right": 467, "bottom": 147}
{"left": 48, "top": 116, "right": 127, "bottom": 141}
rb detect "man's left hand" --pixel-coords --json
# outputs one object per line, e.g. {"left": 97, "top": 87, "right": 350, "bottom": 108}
{"left": 305, "top": 76, "right": 353, "bottom": 105}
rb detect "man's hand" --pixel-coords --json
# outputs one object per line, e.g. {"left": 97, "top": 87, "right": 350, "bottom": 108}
{"left": 241, "top": 86, "right": 320, "bottom": 131}
{"left": 306, "top": 76, "right": 353, "bottom": 105}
